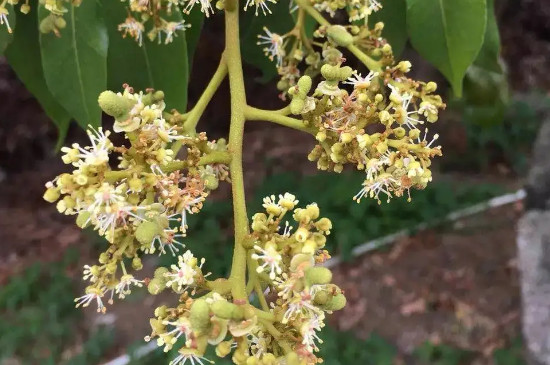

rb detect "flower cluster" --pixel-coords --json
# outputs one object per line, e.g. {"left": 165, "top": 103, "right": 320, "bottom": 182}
{"left": 144, "top": 193, "right": 345, "bottom": 364}
{"left": 118, "top": 0, "right": 193, "bottom": 46}
{"left": 1, "top": 0, "right": 79, "bottom": 35}
{"left": 260, "top": 20, "right": 446, "bottom": 203}
{"left": 43, "top": 86, "right": 230, "bottom": 312}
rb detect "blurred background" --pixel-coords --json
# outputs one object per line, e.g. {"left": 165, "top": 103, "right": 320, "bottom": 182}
{"left": 1, "top": 0, "right": 550, "bottom": 364}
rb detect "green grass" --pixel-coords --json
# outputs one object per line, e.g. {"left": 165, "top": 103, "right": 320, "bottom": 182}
{"left": 0, "top": 249, "right": 115, "bottom": 364}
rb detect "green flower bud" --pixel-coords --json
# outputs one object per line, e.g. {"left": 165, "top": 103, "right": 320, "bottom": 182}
{"left": 216, "top": 341, "right": 233, "bottom": 358}
{"left": 190, "top": 299, "right": 211, "bottom": 335}
{"left": 211, "top": 301, "right": 244, "bottom": 320}
{"left": 147, "top": 278, "right": 165, "bottom": 295}
{"left": 204, "top": 175, "right": 219, "bottom": 190}
{"left": 20, "top": 4, "right": 31, "bottom": 14}
{"left": 39, "top": 15, "right": 56, "bottom": 34}
{"left": 409, "top": 129, "right": 421, "bottom": 140}
{"left": 381, "top": 43, "right": 392, "bottom": 55}
{"left": 426, "top": 81, "right": 437, "bottom": 93}
{"left": 297, "top": 75, "right": 312, "bottom": 96}
{"left": 340, "top": 132, "right": 353, "bottom": 144}
{"left": 305, "top": 267, "right": 333, "bottom": 285}
{"left": 154, "top": 305, "right": 168, "bottom": 317}
{"left": 315, "top": 217, "right": 332, "bottom": 232}
{"left": 128, "top": 177, "right": 143, "bottom": 192}
{"left": 379, "top": 110, "right": 391, "bottom": 123}
{"left": 393, "top": 127, "right": 406, "bottom": 138}
{"left": 76, "top": 211, "right": 91, "bottom": 228}
{"left": 98, "top": 91, "right": 134, "bottom": 119}
{"left": 154, "top": 267, "right": 169, "bottom": 279}
{"left": 306, "top": 203, "right": 320, "bottom": 220}
{"left": 43, "top": 187, "right": 60, "bottom": 203}
{"left": 314, "top": 291, "right": 329, "bottom": 305}
{"left": 327, "top": 25, "right": 354, "bottom": 47}
{"left": 323, "top": 293, "right": 346, "bottom": 311}
{"left": 295, "top": 227, "right": 309, "bottom": 242}
{"left": 316, "top": 131, "right": 327, "bottom": 142}
{"left": 312, "top": 232, "right": 327, "bottom": 247}
{"left": 132, "top": 256, "right": 143, "bottom": 270}
{"left": 290, "top": 98, "right": 305, "bottom": 115}
{"left": 135, "top": 221, "right": 160, "bottom": 245}
{"left": 397, "top": 61, "right": 412, "bottom": 73}
{"left": 54, "top": 16, "right": 66, "bottom": 29}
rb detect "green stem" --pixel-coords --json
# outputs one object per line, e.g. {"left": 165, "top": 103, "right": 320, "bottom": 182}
{"left": 225, "top": 3, "right": 249, "bottom": 301}
{"left": 244, "top": 105, "right": 316, "bottom": 135}
{"left": 295, "top": 0, "right": 383, "bottom": 72}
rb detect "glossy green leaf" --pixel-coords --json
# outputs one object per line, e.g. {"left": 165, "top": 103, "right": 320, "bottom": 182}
{"left": 370, "top": 0, "right": 407, "bottom": 58}
{"left": 102, "top": 1, "right": 189, "bottom": 111}
{"left": 5, "top": 6, "right": 71, "bottom": 145}
{"left": 39, "top": 2, "right": 108, "bottom": 128}
{"left": 0, "top": 7, "right": 16, "bottom": 54}
{"left": 474, "top": 0, "right": 502, "bottom": 73}
{"left": 406, "top": 0, "right": 487, "bottom": 97}
{"left": 241, "top": 3, "right": 295, "bottom": 82}
{"left": 185, "top": 7, "right": 204, "bottom": 71}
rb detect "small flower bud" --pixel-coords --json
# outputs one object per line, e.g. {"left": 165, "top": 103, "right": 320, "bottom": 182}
{"left": 306, "top": 203, "right": 320, "bottom": 220}
{"left": 43, "top": 187, "right": 60, "bottom": 203}
{"left": 327, "top": 25, "right": 354, "bottom": 47}
{"left": 211, "top": 301, "right": 244, "bottom": 320}
{"left": 54, "top": 16, "right": 66, "bottom": 29}
{"left": 190, "top": 299, "right": 211, "bottom": 335}
{"left": 216, "top": 341, "right": 233, "bottom": 358}
{"left": 20, "top": 4, "right": 31, "bottom": 14}
{"left": 132, "top": 256, "right": 143, "bottom": 270}
{"left": 98, "top": 91, "right": 134, "bottom": 119}
{"left": 316, "top": 131, "right": 327, "bottom": 142}
{"left": 315, "top": 217, "right": 332, "bottom": 233}
{"left": 323, "top": 293, "right": 347, "bottom": 311}
{"left": 135, "top": 221, "right": 160, "bottom": 246}
{"left": 340, "top": 132, "right": 353, "bottom": 144}
{"left": 397, "top": 61, "right": 412, "bottom": 73}
{"left": 295, "top": 227, "right": 309, "bottom": 242}
{"left": 76, "top": 211, "right": 91, "bottom": 228}
{"left": 426, "top": 81, "right": 437, "bottom": 93}
{"left": 147, "top": 278, "right": 165, "bottom": 295}
{"left": 305, "top": 267, "right": 333, "bottom": 285}
{"left": 393, "top": 127, "right": 406, "bottom": 138}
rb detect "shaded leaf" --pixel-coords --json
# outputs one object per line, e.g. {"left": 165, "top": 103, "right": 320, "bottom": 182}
{"left": 370, "top": 0, "right": 407, "bottom": 58}
{"left": 39, "top": 2, "right": 108, "bottom": 128}
{"left": 5, "top": 6, "right": 71, "bottom": 146}
{"left": 474, "top": 0, "right": 502, "bottom": 73}
{"left": 102, "top": 1, "right": 189, "bottom": 111}
{"left": 185, "top": 7, "right": 204, "bottom": 71}
{"left": 0, "top": 6, "right": 16, "bottom": 54}
{"left": 406, "top": 0, "right": 487, "bottom": 97}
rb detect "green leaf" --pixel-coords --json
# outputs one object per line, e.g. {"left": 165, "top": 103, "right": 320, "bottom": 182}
{"left": 185, "top": 7, "right": 204, "bottom": 72}
{"left": 406, "top": 0, "right": 487, "bottom": 97}
{"left": 39, "top": 2, "right": 108, "bottom": 128}
{"left": 0, "top": 6, "right": 16, "bottom": 54}
{"left": 5, "top": 6, "right": 71, "bottom": 146}
{"left": 474, "top": 0, "right": 502, "bottom": 73}
{"left": 102, "top": 1, "right": 189, "bottom": 112}
{"left": 369, "top": 0, "right": 407, "bottom": 58}
{"left": 241, "top": 3, "right": 295, "bottom": 82}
